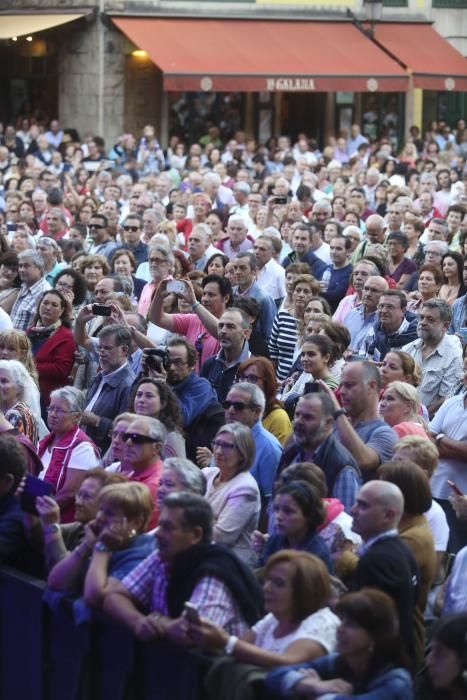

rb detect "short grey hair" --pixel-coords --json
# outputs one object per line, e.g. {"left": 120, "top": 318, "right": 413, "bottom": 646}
{"left": 215, "top": 422, "right": 256, "bottom": 472}
{"left": 230, "top": 382, "right": 266, "bottom": 419}
{"left": 421, "top": 298, "right": 452, "bottom": 323}
{"left": 50, "top": 386, "right": 86, "bottom": 413}
{"left": 192, "top": 223, "right": 212, "bottom": 242}
{"left": 227, "top": 214, "right": 247, "bottom": 229}
{"left": 162, "top": 458, "right": 207, "bottom": 496}
{"left": 130, "top": 416, "right": 167, "bottom": 443}
{"left": 18, "top": 250, "right": 44, "bottom": 270}
{"left": 0, "top": 360, "right": 28, "bottom": 401}
{"left": 424, "top": 240, "right": 449, "bottom": 255}
{"left": 149, "top": 243, "right": 175, "bottom": 267}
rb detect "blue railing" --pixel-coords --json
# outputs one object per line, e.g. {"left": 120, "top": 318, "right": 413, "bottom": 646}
{"left": 0, "top": 566, "right": 208, "bottom": 700}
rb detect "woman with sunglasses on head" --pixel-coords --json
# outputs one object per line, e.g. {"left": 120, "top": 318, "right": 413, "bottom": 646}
{"left": 38, "top": 387, "right": 100, "bottom": 523}
{"left": 267, "top": 588, "right": 412, "bottom": 700}
{"left": 130, "top": 377, "right": 185, "bottom": 459}
{"left": 204, "top": 422, "right": 260, "bottom": 565}
{"left": 236, "top": 357, "right": 292, "bottom": 445}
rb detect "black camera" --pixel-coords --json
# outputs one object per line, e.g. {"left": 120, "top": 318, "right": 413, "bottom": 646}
{"left": 144, "top": 348, "right": 169, "bottom": 373}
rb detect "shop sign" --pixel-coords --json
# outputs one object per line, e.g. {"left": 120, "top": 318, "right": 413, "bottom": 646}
{"left": 266, "top": 77, "right": 316, "bottom": 91}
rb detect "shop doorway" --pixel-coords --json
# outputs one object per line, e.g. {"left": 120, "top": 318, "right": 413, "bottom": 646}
{"left": 281, "top": 92, "right": 326, "bottom": 145}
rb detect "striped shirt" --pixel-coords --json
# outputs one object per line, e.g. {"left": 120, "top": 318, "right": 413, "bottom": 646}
{"left": 268, "top": 310, "right": 298, "bottom": 380}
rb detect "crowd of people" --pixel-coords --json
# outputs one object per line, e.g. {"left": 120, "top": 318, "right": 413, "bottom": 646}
{"left": 0, "top": 115, "right": 467, "bottom": 698}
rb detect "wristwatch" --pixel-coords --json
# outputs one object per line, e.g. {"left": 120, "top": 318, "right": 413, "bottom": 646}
{"left": 94, "top": 541, "right": 111, "bottom": 553}
{"left": 333, "top": 408, "right": 348, "bottom": 420}
{"left": 435, "top": 433, "right": 445, "bottom": 444}
{"left": 44, "top": 523, "right": 60, "bottom": 535}
{"left": 224, "top": 635, "right": 238, "bottom": 655}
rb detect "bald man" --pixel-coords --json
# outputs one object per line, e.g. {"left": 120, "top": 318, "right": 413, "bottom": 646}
{"left": 337, "top": 480, "right": 420, "bottom": 667}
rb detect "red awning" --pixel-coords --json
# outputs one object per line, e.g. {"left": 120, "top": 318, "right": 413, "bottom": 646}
{"left": 372, "top": 22, "right": 467, "bottom": 91}
{"left": 112, "top": 17, "right": 408, "bottom": 92}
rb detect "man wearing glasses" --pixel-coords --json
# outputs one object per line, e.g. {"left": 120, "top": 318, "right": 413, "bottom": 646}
{"left": 88, "top": 213, "right": 118, "bottom": 263}
{"left": 366, "top": 290, "right": 418, "bottom": 362}
{"left": 119, "top": 214, "right": 148, "bottom": 266}
{"left": 123, "top": 416, "right": 166, "bottom": 530}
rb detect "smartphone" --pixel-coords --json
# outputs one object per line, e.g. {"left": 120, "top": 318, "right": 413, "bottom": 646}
{"left": 448, "top": 480, "right": 464, "bottom": 497}
{"left": 459, "top": 328, "right": 467, "bottom": 342}
{"left": 304, "top": 381, "right": 322, "bottom": 394}
{"left": 167, "top": 280, "right": 186, "bottom": 294}
{"left": 92, "top": 303, "right": 111, "bottom": 316}
{"left": 274, "top": 196, "right": 288, "bottom": 205}
{"left": 184, "top": 602, "right": 201, "bottom": 624}
{"left": 20, "top": 475, "right": 54, "bottom": 516}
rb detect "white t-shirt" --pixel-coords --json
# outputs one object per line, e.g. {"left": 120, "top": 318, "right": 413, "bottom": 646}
{"left": 39, "top": 442, "right": 100, "bottom": 479}
{"left": 251, "top": 607, "right": 339, "bottom": 654}
{"left": 425, "top": 501, "right": 449, "bottom": 552}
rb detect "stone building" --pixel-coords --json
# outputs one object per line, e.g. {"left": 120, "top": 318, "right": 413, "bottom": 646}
{"left": 1, "top": 0, "right": 466, "bottom": 147}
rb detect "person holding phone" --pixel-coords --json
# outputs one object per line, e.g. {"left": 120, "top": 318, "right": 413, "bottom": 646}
{"left": 27, "top": 289, "right": 76, "bottom": 416}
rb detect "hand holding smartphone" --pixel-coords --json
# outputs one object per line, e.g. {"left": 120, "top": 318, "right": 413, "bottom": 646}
{"left": 184, "top": 602, "right": 201, "bottom": 625}
{"left": 20, "top": 475, "right": 54, "bottom": 516}
{"left": 448, "top": 480, "right": 464, "bottom": 497}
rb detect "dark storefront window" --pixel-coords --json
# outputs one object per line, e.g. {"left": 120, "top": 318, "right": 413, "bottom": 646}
{"left": 168, "top": 92, "right": 244, "bottom": 143}
{"left": 362, "top": 92, "right": 405, "bottom": 150}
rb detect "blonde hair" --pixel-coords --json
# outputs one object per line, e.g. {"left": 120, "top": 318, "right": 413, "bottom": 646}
{"left": 394, "top": 435, "right": 438, "bottom": 478}
{"left": 0, "top": 330, "right": 38, "bottom": 386}
{"left": 385, "top": 381, "right": 421, "bottom": 421}
{"left": 98, "top": 482, "right": 154, "bottom": 531}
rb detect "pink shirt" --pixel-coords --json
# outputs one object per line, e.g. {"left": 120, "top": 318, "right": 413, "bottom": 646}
{"left": 172, "top": 313, "right": 220, "bottom": 371}
{"left": 332, "top": 292, "right": 359, "bottom": 324}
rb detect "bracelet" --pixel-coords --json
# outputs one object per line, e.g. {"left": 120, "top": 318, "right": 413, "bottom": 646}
{"left": 191, "top": 301, "right": 201, "bottom": 311}
{"left": 44, "top": 523, "right": 60, "bottom": 535}
{"left": 224, "top": 635, "right": 238, "bottom": 656}
{"left": 333, "top": 408, "right": 347, "bottom": 420}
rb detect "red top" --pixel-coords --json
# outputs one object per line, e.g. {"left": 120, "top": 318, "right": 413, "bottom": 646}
{"left": 130, "top": 459, "right": 164, "bottom": 530}
{"left": 32, "top": 325, "right": 76, "bottom": 407}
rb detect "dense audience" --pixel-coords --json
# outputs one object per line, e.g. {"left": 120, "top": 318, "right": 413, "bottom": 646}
{"left": 0, "top": 116, "right": 467, "bottom": 698}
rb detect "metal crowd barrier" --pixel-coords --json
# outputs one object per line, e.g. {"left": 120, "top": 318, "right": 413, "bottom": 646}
{"left": 0, "top": 566, "right": 207, "bottom": 700}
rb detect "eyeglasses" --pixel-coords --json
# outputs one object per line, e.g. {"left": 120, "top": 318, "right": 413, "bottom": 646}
{"left": 123, "top": 226, "right": 140, "bottom": 233}
{"left": 89, "top": 224, "right": 105, "bottom": 230}
{"left": 168, "top": 358, "right": 188, "bottom": 367}
{"left": 149, "top": 258, "right": 167, "bottom": 265}
{"left": 46, "top": 406, "right": 75, "bottom": 415}
{"left": 111, "top": 429, "right": 127, "bottom": 440}
{"left": 237, "top": 374, "right": 260, "bottom": 385}
{"left": 211, "top": 439, "right": 238, "bottom": 452}
{"left": 56, "top": 281, "right": 73, "bottom": 291}
{"left": 123, "top": 432, "right": 160, "bottom": 444}
{"left": 222, "top": 400, "right": 254, "bottom": 411}
{"left": 75, "top": 490, "right": 96, "bottom": 503}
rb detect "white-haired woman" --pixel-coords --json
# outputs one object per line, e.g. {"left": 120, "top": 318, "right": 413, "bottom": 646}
{"left": 38, "top": 386, "right": 100, "bottom": 522}
{"left": 156, "top": 457, "right": 207, "bottom": 510}
{"left": 379, "top": 380, "right": 428, "bottom": 439}
{"left": 204, "top": 422, "right": 260, "bottom": 565}
{"left": 0, "top": 359, "right": 42, "bottom": 443}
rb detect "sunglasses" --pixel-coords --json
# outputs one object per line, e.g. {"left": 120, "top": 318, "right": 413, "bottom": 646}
{"left": 222, "top": 400, "right": 254, "bottom": 411}
{"left": 123, "top": 432, "right": 160, "bottom": 444}
{"left": 123, "top": 225, "right": 140, "bottom": 233}
{"left": 89, "top": 224, "right": 105, "bottom": 230}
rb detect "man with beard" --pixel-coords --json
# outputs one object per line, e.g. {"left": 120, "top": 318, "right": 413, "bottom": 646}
{"left": 403, "top": 299, "right": 463, "bottom": 418}
{"left": 164, "top": 337, "right": 218, "bottom": 429}
{"left": 279, "top": 392, "right": 361, "bottom": 512}
{"left": 201, "top": 308, "right": 251, "bottom": 402}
